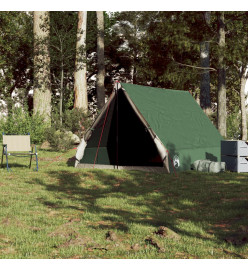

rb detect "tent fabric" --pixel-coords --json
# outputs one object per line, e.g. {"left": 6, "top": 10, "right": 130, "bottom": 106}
{"left": 121, "top": 83, "right": 223, "bottom": 171}
{"left": 76, "top": 82, "right": 223, "bottom": 172}
{"left": 121, "top": 83, "right": 222, "bottom": 151}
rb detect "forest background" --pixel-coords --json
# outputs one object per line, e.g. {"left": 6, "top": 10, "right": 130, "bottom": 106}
{"left": 1, "top": 5, "right": 248, "bottom": 149}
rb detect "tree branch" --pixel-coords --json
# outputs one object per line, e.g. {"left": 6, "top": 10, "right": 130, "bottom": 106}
{"left": 172, "top": 57, "right": 217, "bottom": 71}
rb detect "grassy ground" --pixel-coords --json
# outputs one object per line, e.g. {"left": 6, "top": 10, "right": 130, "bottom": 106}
{"left": 0, "top": 148, "right": 248, "bottom": 259}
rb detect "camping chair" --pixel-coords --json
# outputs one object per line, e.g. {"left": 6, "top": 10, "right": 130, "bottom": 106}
{"left": 1, "top": 133, "right": 38, "bottom": 171}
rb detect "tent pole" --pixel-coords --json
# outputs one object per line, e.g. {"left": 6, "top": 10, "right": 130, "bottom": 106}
{"left": 93, "top": 101, "right": 111, "bottom": 168}
{"left": 116, "top": 87, "right": 119, "bottom": 169}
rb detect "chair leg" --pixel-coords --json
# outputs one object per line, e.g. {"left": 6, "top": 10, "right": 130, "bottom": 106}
{"left": 29, "top": 154, "right": 32, "bottom": 169}
{"left": 6, "top": 153, "right": 11, "bottom": 172}
{"left": 1, "top": 148, "right": 4, "bottom": 168}
{"left": 35, "top": 145, "right": 38, "bottom": 171}
{"left": 35, "top": 154, "right": 38, "bottom": 171}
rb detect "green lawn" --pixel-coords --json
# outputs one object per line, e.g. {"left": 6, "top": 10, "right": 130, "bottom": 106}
{"left": 0, "top": 148, "right": 248, "bottom": 259}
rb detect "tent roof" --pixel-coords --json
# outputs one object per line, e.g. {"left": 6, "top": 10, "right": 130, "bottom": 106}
{"left": 121, "top": 83, "right": 223, "bottom": 151}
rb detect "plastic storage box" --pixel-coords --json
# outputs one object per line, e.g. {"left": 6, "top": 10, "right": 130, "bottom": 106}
{"left": 221, "top": 140, "right": 248, "bottom": 156}
{"left": 221, "top": 140, "right": 248, "bottom": 172}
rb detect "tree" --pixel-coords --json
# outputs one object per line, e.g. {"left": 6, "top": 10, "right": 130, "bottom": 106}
{"left": 74, "top": 11, "right": 88, "bottom": 112}
{"left": 0, "top": 12, "right": 33, "bottom": 113}
{"left": 33, "top": 11, "right": 52, "bottom": 122}
{"left": 96, "top": 11, "right": 105, "bottom": 110}
{"left": 217, "top": 12, "right": 226, "bottom": 137}
{"left": 200, "top": 11, "right": 212, "bottom": 116}
{"left": 240, "top": 66, "right": 247, "bottom": 140}
{"left": 50, "top": 11, "right": 78, "bottom": 122}
{"left": 107, "top": 12, "right": 150, "bottom": 85}
{"left": 225, "top": 12, "right": 248, "bottom": 140}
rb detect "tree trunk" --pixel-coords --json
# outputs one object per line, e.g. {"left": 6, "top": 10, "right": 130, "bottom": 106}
{"left": 60, "top": 63, "right": 64, "bottom": 125}
{"left": 200, "top": 11, "right": 211, "bottom": 116}
{"left": 33, "top": 11, "right": 51, "bottom": 122}
{"left": 96, "top": 11, "right": 105, "bottom": 110}
{"left": 240, "top": 68, "right": 247, "bottom": 140}
{"left": 217, "top": 12, "right": 226, "bottom": 137}
{"left": 74, "top": 11, "right": 88, "bottom": 112}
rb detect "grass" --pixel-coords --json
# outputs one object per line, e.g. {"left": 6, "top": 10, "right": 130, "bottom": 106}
{"left": 0, "top": 148, "right": 248, "bottom": 259}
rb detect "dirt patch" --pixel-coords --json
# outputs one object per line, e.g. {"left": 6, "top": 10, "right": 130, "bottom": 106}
{"left": 1, "top": 217, "right": 25, "bottom": 228}
{"left": 145, "top": 236, "right": 165, "bottom": 252}
{"left": 106, "top": 231, "right": 118, "bottom": 241}
{"left": 131, "top": 243, "right": 140, "bottom": 251}
{"left": 223, "top": 248, "right": 247, "bottom": 259}
{"left": 0, "top": 234, "right": 12, "bottom": 244}
{"left": 154, "top": 226, "right": 181, "bottom": 240}
{"left": 30, "top": 226, "right": 42, "bottom": 232}
{"left": 1, "top": 247, "right": 16, "bottom": 255}
{"left": 49, "top": 219, "right": 80, "bottom": 239}
{"left": 58, "top": 235, "right": 92, "bottom": 248}
{"left": 40, "top": 141, "right": 51, "bottom": 150}
{"left": 224, "top": 234, "right": 248, "bottom": 246}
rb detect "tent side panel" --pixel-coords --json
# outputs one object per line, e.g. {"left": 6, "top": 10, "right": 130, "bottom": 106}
{"left": 121, "top": 83, "right": 223, "bottom": 151}
{"left": 80, "top": 147, "right": 110, "bottom": 165}
{"left": 167, "top": 146, "right": 221, "bottom": 171}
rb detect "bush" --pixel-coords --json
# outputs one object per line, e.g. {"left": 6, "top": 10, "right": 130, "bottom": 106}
{"left": 63, "top": 108, "right": 92, "bottom": 137}
{"left": 45, "top": 128, "right": 74, "bottom": 152}
{"left": 226, "top": 109, "right": 241, "bottom": 140}
{"left": 0, "top": 107, "right": 48, "bottom": 144}
{"left": 45, "top": 108, "right": 93, "bottom": 151}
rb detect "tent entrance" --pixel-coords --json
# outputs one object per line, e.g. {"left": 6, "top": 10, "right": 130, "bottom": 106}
{"left": 107, "top": 89, "right": 163, "bottom": 167}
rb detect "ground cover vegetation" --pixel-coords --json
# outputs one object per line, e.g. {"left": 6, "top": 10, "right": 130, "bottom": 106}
{"left": 0, "top": 149, "right": 248, "bottom": 259}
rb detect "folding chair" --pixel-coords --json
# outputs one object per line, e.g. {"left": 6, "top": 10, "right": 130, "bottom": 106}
{"left": 1, "top": 133, "right": 38, "bottom": 171}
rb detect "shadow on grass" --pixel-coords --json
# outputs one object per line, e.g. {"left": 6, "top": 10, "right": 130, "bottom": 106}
{"left": 1, "top": 162, "right": 31, "bottom": 170}
{"left": 29, "top": 169, "right": 248, "bottom": 248}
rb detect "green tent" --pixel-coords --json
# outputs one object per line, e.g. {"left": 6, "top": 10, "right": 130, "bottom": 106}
{"left": 75, "top": 82, "right": 223, "bottom": 172}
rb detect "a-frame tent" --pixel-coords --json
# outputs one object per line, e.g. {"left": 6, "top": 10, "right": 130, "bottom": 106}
{"left": 75, "top": 82, "right": 223, "bottom": 173}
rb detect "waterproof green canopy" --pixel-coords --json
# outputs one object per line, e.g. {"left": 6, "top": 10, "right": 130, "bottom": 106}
{"left": 75, "top": 82, "right": 223, "bottom": 172}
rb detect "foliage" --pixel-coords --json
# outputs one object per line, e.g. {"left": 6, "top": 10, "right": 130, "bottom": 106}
{"left": 1, "top": 11, "right": 248, "bottom": 140}
{"left": 0, "top": 107, "right": 47, "bottom": 144}
{"left": 50, "top": 11, "right": 78, "bottom": 111}
{"left": 0, "top": 12, "right": 33, "bottom": 111}
{"left": 49, "top": 107, "right": 92, "bottom": 136}
{"left": 226, "top": 107, "right": 242, "bottom": 140}
{"left": 63, "top": 108, "right": 92, "bottom": 135}
{"left": 45, "top": 108, "right": 92, "bottom": 151}
{"left": 45, "top": 129, "right": 74, "bottom": 152}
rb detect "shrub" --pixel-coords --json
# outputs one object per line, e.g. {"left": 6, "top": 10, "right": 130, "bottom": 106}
{"left": 0, "top": 107, "right": 48, "bottom": 144}
{"left": 45, "top": 128, "right": 73, "bottom": 152}
{"left": 226, "top": 109, "right": 241, "bottom": 140}
{"left": 45, "top": 108, "right": 93, "bottom": 151}
{"left": 63, "top": 108, "right": 92, "bottom": 137}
